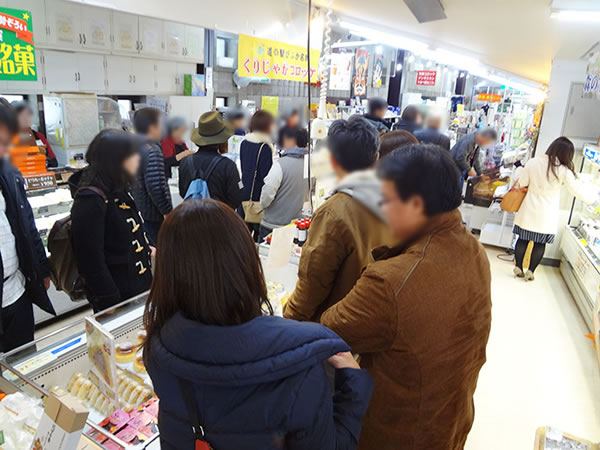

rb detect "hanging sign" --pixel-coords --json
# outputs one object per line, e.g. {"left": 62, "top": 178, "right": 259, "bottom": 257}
{"left": 330, "top": 52, "right": 353, "bottom": 91}
{"left": 238, "top": 34, "right": 320, "bottom": 83}
{"left": 416, "top": 70, "right": 437, "bottom": 86}
{"left": 583, "top": 56, "right": 600, "bottom": 100}
{"left": 372, "top": 53, "right": 384, "bottom": 88}
{"left": 0, "top": 8, "right": 37, "bottom": 81}
{"left": 477, "top": 93, "right": 503, "bottom": 102}
{"left": 353, "top": 49, "right": 370, "bottom": 97}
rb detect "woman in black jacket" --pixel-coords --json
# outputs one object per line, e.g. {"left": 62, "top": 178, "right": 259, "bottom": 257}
{"left": 71, "top": 130, "right": 152, "bottom": 312}
{"left": 143, "top": 199, "right": 374, "bottom": 450}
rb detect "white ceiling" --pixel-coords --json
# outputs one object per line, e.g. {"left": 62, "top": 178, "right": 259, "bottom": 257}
{"left": 316, "top": 0, "right": 600, "bottom": 84}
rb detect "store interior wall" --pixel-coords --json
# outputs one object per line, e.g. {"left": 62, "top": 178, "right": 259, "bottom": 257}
{"left": 536, "top": 59, "right": 589, "bottom": 260}
{"left": 70, "top": 0, "right": 323, "bottom": 49}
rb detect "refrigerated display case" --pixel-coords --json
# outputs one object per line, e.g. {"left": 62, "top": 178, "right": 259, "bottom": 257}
{"left": 560, "top": 143, "right": 600, "bottom": 332}
{"left": 0, "top": 293, "right": 160, "bottom": 449}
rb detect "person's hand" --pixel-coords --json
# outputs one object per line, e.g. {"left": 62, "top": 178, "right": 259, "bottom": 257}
{"left": 327, "top": 352, "right": 360, "bottom": 370}
{"left": 468, "top": 168, "right": 477, "bottom": 177}
{"left": 175, "top": 150, "right": 194, "bottom": 161}
{"left": 44, "top": 277, "right": 51, "bottom": 290}
{"left": 149, "top": 246, "right": 157, "bottom": 258}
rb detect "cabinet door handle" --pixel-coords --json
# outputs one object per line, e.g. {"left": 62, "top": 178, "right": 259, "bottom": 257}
{"left": 129, "top": 75, "right": 132, "bottom": 83}
{"left": 78, "top": 72, "right": 81, "bottom": 81}
{"left": 83, "top": 34, "right": 87, "bottom": 45}
{"left": 133, "top": 74, "right": 136, "bottom": 83}
{"left": 79, "top": 33, "right": 82, "bottom": 45}
{"left": 140, "top": 42, "right": 143, "bottom": 51}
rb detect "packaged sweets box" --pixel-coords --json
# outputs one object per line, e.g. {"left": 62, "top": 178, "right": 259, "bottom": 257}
{"left": 31, "top": 391, "right": 89, "bottom": 450}
{"left": 534, "top": 427, "right": 599, "bottom": 449}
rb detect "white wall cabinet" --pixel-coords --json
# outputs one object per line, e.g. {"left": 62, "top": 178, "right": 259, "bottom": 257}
{"left": 105, "top": 55, "right": 133, "bottom": 92}
{"left": 176, "top": 62, "right": 196, "bottom": 94}
{"left": 45, "top": 0, "right": 80, "bottom": 48}
{"left": 111, "top": 12, "right": 139, "bottom": 54}
{"left": 155, "top": 61, "right": 177, "bottom": 94}
{"left": 139, "top": 17, "right": 164, "bottom": 57}
{"left": 165, "top": 22, "right": 185, "bottom": 58}
{"left": 184, "top": 25, "right": 204, "bottom": 62}
{"left": 44, "top": 50, "right": 106, "bottom": 93}
{"left": 131, "top": 58, "right": 156, "bottom": 93}
{"left": 77, "top": 53, "right": 106, "bottom": 92}
{"left": 80, "top": 6, "right": 111, "bottom": 51}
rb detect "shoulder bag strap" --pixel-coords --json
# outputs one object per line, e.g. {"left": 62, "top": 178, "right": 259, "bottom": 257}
{"left": 249, "top": 143, "right": 266, "bottom": 200}
{"left": 204, "top": 155, "right": 225, "bottom": 183}
{"left": 77, "top": 186, "right": 108, "bottom": 210}
{"left": 177, "top": 378, "right": 211, "bottom": 449}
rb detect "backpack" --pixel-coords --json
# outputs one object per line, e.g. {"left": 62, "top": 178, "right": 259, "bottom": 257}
{"left": 47, "top": 186, "right": 107, "bottom": 301}
{"left": 184, "top": 155, "right": 225, "bottom": 201}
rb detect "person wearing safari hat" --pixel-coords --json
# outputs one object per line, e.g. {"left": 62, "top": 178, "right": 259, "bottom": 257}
{"left": 178, "top": 111, "right": 242, "bottom": 210}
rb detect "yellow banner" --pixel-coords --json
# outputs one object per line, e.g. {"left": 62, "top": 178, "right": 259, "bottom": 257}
{"left": 238, "top": 34, "right": 320, "bottom": 83}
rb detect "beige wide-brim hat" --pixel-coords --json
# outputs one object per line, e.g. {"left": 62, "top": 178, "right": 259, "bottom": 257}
{"left": 191, "top": 111, "right": 235, "bottom": 147}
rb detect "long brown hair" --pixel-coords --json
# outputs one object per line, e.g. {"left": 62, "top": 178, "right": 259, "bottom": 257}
{"left": 546, "top": 136, "right": 576, "bottom": 180}
{"left": 143, "top": 200, "right": 272, "bottom": 356}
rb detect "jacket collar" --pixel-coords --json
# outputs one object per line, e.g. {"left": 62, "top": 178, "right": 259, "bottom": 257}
{"left": 371, "top": 209, "right": 463, "bottom": 261}
{"left": 244, "top": 132, "right": 275, "bottom": 154}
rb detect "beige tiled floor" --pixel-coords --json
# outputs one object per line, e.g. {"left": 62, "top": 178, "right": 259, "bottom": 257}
{"left": 466, "top": 247, "right": 600, "bottom": 448}
{"left": 35, "top": 247, "right": 600, "bottom": 447}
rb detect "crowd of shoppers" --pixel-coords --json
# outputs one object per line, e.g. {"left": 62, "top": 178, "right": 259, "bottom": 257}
{"left": 1, "top": 93, "right": 593, "bottom": 450}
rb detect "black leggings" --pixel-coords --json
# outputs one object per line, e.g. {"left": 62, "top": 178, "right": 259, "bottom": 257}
{"left": 514, "top": 238, "right": 546, "bottom": 273}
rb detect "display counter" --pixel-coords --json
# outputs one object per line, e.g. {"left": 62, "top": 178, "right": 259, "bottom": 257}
{"left": 0, "top": 253, "right": 301, "bottom": 449}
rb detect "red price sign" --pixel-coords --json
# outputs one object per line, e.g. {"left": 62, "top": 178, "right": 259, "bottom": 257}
{"left": 416, "top": 70, "right": 437, "bottom": 86}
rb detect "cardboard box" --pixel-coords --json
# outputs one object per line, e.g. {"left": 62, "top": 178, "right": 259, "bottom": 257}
{"left": 77, "top": 436, "right": 104, "bottom": 450}
{"left": 183, "top": 74, "right": 206, "bottom": 96}
{"left": 534, "top": 427, "right": 599, "bottom": 449}
{"left": 31, "top": 391, "right": 89, "bottom": 450}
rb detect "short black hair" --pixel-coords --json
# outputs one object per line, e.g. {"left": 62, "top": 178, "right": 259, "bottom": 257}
{"left": 401, "top": 105, "right": 421, "bottom": 122}
{"left": 368, "top": 97, "right": 387, "bottom": 115}
{"left": 0, "top": 102, "right": 18, "bottom": 135}
{"left": 281, "top": 126, "right": 309, "bottom": 148}
{"left": 378, "top": 144, "right": 462, "bottom": 216}
{"left": 133, "top": 107, "right": 161, "bottom": 135}
{"left": 328, "top": 115, "right": 380, "bottom": 172}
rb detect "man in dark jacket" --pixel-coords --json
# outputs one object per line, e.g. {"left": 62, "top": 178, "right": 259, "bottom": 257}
{"left": 179, "top": 111, "right": 242, "bottom": 210}
{"left": 451, "top": 127, "right": 498, "bottom": 180}
{"left": 414, "top": 115, "right": 451, "bottom": 151}
{"left": 0, "top": 103, "right": 54, "bottom": 352}
{"left": 132, "top": 108, "right": 173, "bottom": 245}
{"left": 393, "top": 104, "right": 423, "bottom": 133}
{"left": 363, "top": 97, "right": 391, "bottom": 133}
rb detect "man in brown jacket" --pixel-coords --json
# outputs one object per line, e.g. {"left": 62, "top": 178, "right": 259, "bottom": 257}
{"left": 322, "top": 144, "right": 492, "bottom": 450}
{"left": 283, "top": 116, "right": 394, "bottom": 322}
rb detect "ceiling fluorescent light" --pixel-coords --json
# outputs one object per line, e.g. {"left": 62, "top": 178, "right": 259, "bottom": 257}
{"left": 339, "top": 21, "right": 428, "bottom": 54}
{"left": 332, "top": 40, "right": 378, "bottom": 49}
{"left": 551, "top": 9, "right": 600, "bottom": 22}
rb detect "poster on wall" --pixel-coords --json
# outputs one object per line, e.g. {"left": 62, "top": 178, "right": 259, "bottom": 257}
{"left": 416, "top": 70, "right": 437, "bottom": 86}
{"left": 353, "top": 49, "right": 370, "bottom": 97}
{"left": 238, "top": 34, "right": 320, "bottom": 83}
{"left": 261, "top": 96, "right": 279, "bottom": 116}
{"left": 372, "top": 53, "right": 384, "bottom": 88}
{"left": 330, "top": 52, "right": 353, "bottom": 91}
{"left": 0, "top": 8, "right": 37, "bottom": 81}
{"left": 583, "top": 56, "right": 600, "bottom": 100}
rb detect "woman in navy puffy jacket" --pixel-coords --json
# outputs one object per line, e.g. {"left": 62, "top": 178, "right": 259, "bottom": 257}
{"left": 143, "top": 199, "right": 374, "bottom": 450}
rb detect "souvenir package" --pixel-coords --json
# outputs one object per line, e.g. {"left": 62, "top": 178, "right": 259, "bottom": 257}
{"left": 534, "top": 427, "right": 599, "bottom": 450}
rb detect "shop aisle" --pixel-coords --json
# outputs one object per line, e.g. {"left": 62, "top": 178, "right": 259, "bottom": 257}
{"left": 466, "top": 247, "right": 600, "bottom": 449}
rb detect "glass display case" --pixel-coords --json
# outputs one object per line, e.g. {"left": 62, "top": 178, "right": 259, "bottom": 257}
{"left": 0, "top": 293, "right": 160, "bottom": 449}
{"left": 561, "top": 143, "right": 600, "bottom": 332}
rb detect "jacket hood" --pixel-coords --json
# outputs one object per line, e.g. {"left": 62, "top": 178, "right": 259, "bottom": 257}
{"left": 148, "top": 313, "right": 349, "bottom": 387}
{"left": 329, "top": 169, "right": 385, "bottom": 221}
{"left": 281, "top": 147, "right": 308, "bottom": 158}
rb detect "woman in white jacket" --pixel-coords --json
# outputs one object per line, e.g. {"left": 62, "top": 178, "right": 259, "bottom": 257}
{"left": 513, "top": 137, "right": 593, "bottom": 280}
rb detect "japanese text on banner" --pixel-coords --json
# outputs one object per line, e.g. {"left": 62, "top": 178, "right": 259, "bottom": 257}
{"left": 0, "top": 8, "right": 36, "bottom": 81}
{"left": 238, "top": 34, "right": 320, "bottom": 83}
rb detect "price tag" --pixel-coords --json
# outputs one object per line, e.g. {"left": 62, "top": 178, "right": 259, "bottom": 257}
{"left": 24, "top": 173, "right": 57, "bottom": 191}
